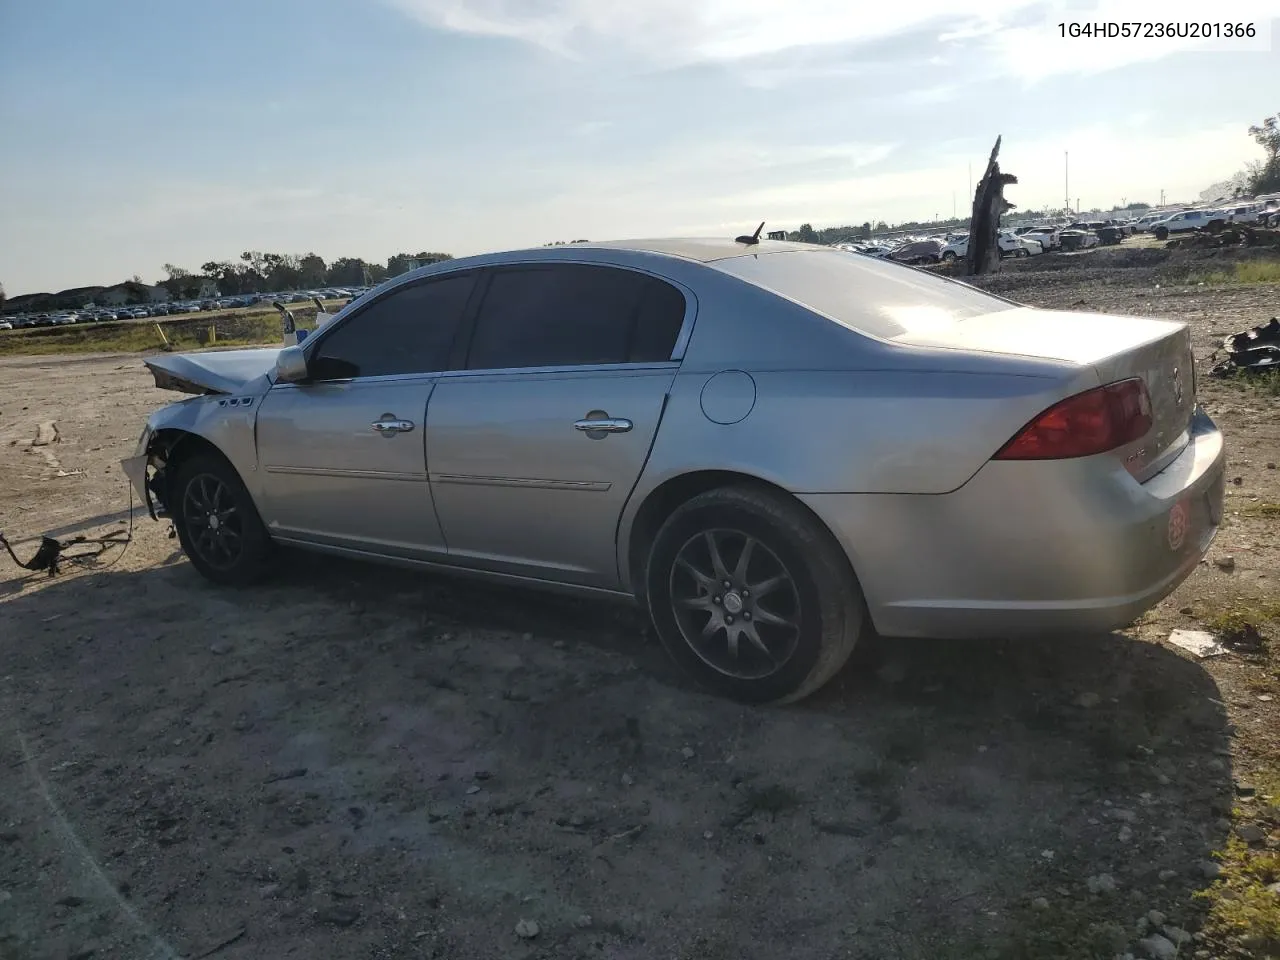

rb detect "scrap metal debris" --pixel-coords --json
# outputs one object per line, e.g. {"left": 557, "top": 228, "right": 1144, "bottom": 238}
{"left": 1166, "top": 223, "right": 1280, "bottom": 250}
{"left": 1209, "top": 317, "right": 1280, "bottom": 377}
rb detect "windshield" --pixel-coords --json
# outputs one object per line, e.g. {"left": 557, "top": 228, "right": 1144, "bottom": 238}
{"left": 714, "top": 249, "right": 1016, "bottom": 339}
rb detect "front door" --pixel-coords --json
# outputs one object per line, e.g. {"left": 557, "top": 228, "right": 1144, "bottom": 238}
{"left": 254, "top": 270, "right": 478, "bottom": 559}
{"left": 426, "top": 262, "right": 690, "bottom": 588}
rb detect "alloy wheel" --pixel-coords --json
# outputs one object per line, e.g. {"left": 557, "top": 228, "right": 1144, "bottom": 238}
{"left": 669, "top": 529, "right": 802, "bottom": 680}
{"left": 182, "top": 473, "right": 244, "bottom": 571}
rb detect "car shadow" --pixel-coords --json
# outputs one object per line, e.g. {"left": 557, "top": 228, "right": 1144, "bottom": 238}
{"left": 0, "top": 551, "right": 1234, "bottom": 959}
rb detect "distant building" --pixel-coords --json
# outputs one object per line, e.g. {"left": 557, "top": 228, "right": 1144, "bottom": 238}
{"left": 766, "top": 230, "right": 787, "bottom": 240}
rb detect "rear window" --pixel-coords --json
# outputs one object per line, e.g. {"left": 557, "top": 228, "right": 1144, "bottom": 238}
{"left": 712, "top": 250, "right": 1016, "bottom": 339}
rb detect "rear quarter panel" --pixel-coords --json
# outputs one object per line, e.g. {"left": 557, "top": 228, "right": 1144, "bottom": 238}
{"left": 619, "top": 275, "right": 1100, "bottom": 589}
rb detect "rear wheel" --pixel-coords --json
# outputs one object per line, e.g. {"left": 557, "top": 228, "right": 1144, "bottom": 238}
{"left": 172, "top": 451, "right": 274, "bottom": 586}
{"left": 942, "top": 251, "right": 957, "bottom": 261}
{"left": 645, "top": 485, "right": 864, "bottom": 704}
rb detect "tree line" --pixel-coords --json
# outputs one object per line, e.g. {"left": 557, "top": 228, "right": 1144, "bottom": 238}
{"left": 161, "top": 250, "right": 455, "bottom": 299}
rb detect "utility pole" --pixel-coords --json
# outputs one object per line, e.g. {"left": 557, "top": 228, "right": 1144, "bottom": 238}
{"left": 1064, "top": 151, "right": 1069, "bottom": 215}
{"left": 1159, "top": 188, "right": 1165, "bottom": 207}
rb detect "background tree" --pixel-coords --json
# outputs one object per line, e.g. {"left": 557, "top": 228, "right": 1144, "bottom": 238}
{"left": 1247, "top": 111, "right": 1280, "bottom": 195}
{"left": 326, "top": 257, "right": 369, "bottom": 286}
{"left": 796, "top": 223, "right": 819, "bottom": 243}
{"left": 0, "top": 280, "right": 6, "bottom": 313}
{"left": 298, "top": 254, "right": 327, "bottom": 288}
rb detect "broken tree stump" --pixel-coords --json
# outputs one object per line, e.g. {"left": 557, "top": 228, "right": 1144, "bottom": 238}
{"left": 967, "top": 135, "right": 1019, "bottom": 277}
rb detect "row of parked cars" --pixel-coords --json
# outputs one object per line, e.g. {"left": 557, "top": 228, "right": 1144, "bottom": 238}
{"left": 0, "top": 286, "right": 372, "bottom": 331}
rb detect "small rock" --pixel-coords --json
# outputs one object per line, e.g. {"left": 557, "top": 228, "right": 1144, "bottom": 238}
{"left": 1156, "top": 773, "right": 1171, "bottom": 786}
{"left": 1158, "top": 869, "right": 1178, "bottom": 882}
{"left": 1266, "top": 881, "right": 1280, "bottom": 895}
{"left": 473, "top": 770, "right": 492, "bottom": 781}
{"left": 1147, "top": 910, "right": 1166, "bottom": 926}
{"left": 1199, "top": 861, "right": 1222, "bottom": 879}
{"left": 680, "top": 746, "right": 695, "bottom": 759}
{"left": 1266, "top": 462, "right": 1276, "bottom": 470}
{"left": 1087, "top": 873, "right": 1118, "bottom": 894}
{"left": 1135, "top": 916, "right": 1149, "bottom": 936}
{"left": 1236, "top": 781, "right": 1257, "bottom": 798}
{"left": 574, "top": 914, "right": 593, "bottom": 929}
{"left": 515, "top": 919, "right": 540, "bottom": 939}
{"left": 703, "top": 830, "right": 714, "bottom": 840}
{"left": 1118, "top": 825, "right": 1134, "bottom": 843}
{"left": 208, "top": 641, "right": 232, "bottom": 655}
{"left": 1076, "top": 691, "right": 1102, "bottom": 708}
{"left": 1039, "top": 849, "right": 1055, "bottom": 861}
{"left": 1032, "top": 897, "right": 1050, "bottom": 910}
{"left": 1215, "top": 556, "right": 1235, "bottom": 572}
{"left": 1259, "top": 694, "right": 1274, "bottom": 702}
{"left": 552, "top": 640, "right": 566, "bottom": 649}
{"left": 1138, "top": 934, "right": 1177, "bottom": 960}
{"left": 1162, "top": 926, "right": 1191, "bottom": 946}
{"left": 1179, "top": 606, "right": 1194, "bottom": 615}
{"left": 1231, "top": 476, "right": 1243, "bottom": 486}
{"left": 1236, "top": 823, "right": 1266, "bottom": 843}
{"left": 465, "top": 785, "right": 481, "bottom": 795}
{"left": 1108, "top": 808, "right": 1138, "bottom": 823}
{"left": 620, "top": 773, "right": 634, "bottom": 786}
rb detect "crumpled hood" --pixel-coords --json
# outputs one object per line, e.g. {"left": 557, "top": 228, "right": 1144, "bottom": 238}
{"left": 144, "top": 347, "right": 282, "bottom": 395}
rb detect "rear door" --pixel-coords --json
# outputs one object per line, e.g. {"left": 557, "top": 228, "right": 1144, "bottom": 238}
{"left": 254, "top": 271, "right": 478, "bottom": 559}
{"left": 425, "top": 263, "right": 691, "bottom": 588}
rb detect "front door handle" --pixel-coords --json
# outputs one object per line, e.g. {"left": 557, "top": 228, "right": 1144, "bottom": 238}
{"left": 574, "top": 417, "right": 633, "bottom": 435}
{"left": 372, "top": 415, "right": 415, "bottom": 436}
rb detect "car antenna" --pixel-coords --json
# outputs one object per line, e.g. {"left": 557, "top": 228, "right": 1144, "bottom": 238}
{"left": 734, "top": 221, "right": 765, "bottom": 245}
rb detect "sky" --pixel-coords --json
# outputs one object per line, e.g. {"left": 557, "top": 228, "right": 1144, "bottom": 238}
{"left": 1, "top": 0, "right": 1278, "bottom": 295}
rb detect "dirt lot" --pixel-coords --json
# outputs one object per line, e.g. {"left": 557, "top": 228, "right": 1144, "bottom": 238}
{"left": 2, "top": 247, "right": 1279, "bottom": 960}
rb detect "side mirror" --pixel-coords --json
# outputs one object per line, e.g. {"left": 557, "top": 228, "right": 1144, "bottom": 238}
{"left": 275, "top": 345, "right": 309, "bottom": 383}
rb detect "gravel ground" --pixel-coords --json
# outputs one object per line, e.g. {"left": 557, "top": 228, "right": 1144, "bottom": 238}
{"left": 1, "top": 247, "right": 1278, "bottom": 959}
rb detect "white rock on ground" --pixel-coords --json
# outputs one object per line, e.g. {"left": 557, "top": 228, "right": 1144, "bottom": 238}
{"left": 514, "top": 919, "right": 540, "bottom": 939}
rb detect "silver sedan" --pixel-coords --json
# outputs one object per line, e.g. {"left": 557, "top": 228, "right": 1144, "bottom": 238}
{"left": 122, "top": 237, "right": 1225, "bottom": 703}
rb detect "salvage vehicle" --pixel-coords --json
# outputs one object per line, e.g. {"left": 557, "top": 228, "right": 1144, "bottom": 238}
{"left": 123, "top": 236, "right": 1226, "bottom": 704}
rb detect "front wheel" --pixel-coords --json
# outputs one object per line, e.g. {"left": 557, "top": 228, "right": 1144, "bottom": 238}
{"left": 645, "top": 486, "right": 864, "bottom": 704}
{"left": 941, "top": 251, "right": 957, "bottom": 261}
{"left": 172, "top": 451, "right": 274, "bottom": 586}
{"left": 1015, "top": 247, "right": 1029, "bottom": 258}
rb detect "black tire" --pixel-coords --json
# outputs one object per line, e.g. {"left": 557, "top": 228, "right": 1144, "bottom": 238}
{"left": 644, "top": 485, "right": 864, "bottom": 704}
{"left": 1154, "top": 226, "right": 1169, "bottom": 241}
{"left": 172, "top": 451, "right": 274, "bottom": 586}
{"left": 941, "top": 251, "right": 957, "bottom": 261}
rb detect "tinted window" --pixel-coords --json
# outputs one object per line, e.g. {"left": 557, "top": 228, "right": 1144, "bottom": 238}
{"left": 466, "top": 265, "right": 685, "bottom": 369}
{"left": 310, "top": 273, "right": 474, "bottom": 379}
{"left": 628, "top": 277, "right": 687, "bottom": 362}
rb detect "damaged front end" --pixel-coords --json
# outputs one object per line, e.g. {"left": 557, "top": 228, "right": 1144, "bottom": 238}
{"left": 121, "top": 427, "right": 178, "bottom": 521}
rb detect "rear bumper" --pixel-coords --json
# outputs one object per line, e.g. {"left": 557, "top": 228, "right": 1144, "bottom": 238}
{"left": 802, "top": 407, "right": 1226, "bottom": 640}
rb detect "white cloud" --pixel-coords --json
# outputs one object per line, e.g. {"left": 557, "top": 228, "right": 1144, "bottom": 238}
{"left": 386, "top": 0, "right": 1279, "bottom": 78}
{"left": 385, "top": 0, "right": 1043, "bottom": 65}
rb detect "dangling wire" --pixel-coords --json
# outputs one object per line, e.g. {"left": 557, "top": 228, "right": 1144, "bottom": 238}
{"left": 0, "top": 484, "right": 135, "bottom": 577}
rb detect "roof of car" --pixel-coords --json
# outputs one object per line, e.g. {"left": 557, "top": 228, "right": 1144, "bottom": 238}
{"left": 567, "top": 237, "right": 825, "bottom": 262}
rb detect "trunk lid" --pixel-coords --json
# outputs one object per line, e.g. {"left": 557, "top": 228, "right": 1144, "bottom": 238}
{"left": 894, "top": 306, "right": 1195, "bottom": 479}
{"left": 144, "top": 347, "right": 282, "bottom": 395}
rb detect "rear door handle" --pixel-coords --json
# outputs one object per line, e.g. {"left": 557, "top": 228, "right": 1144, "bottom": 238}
{"left": 574, "top": 417, "right": 633, "bottom": 434}
{"left": 372, "top": 416, "right": 415, "bottom": 436}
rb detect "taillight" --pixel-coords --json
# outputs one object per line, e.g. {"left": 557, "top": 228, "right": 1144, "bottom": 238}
{"left": 994, "top": 378, "right": 1153, "bottom": 460}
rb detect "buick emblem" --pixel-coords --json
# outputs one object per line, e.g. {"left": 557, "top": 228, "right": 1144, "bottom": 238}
{"left": 1171, "top": 366, "right": 1184, "bottom": 406}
